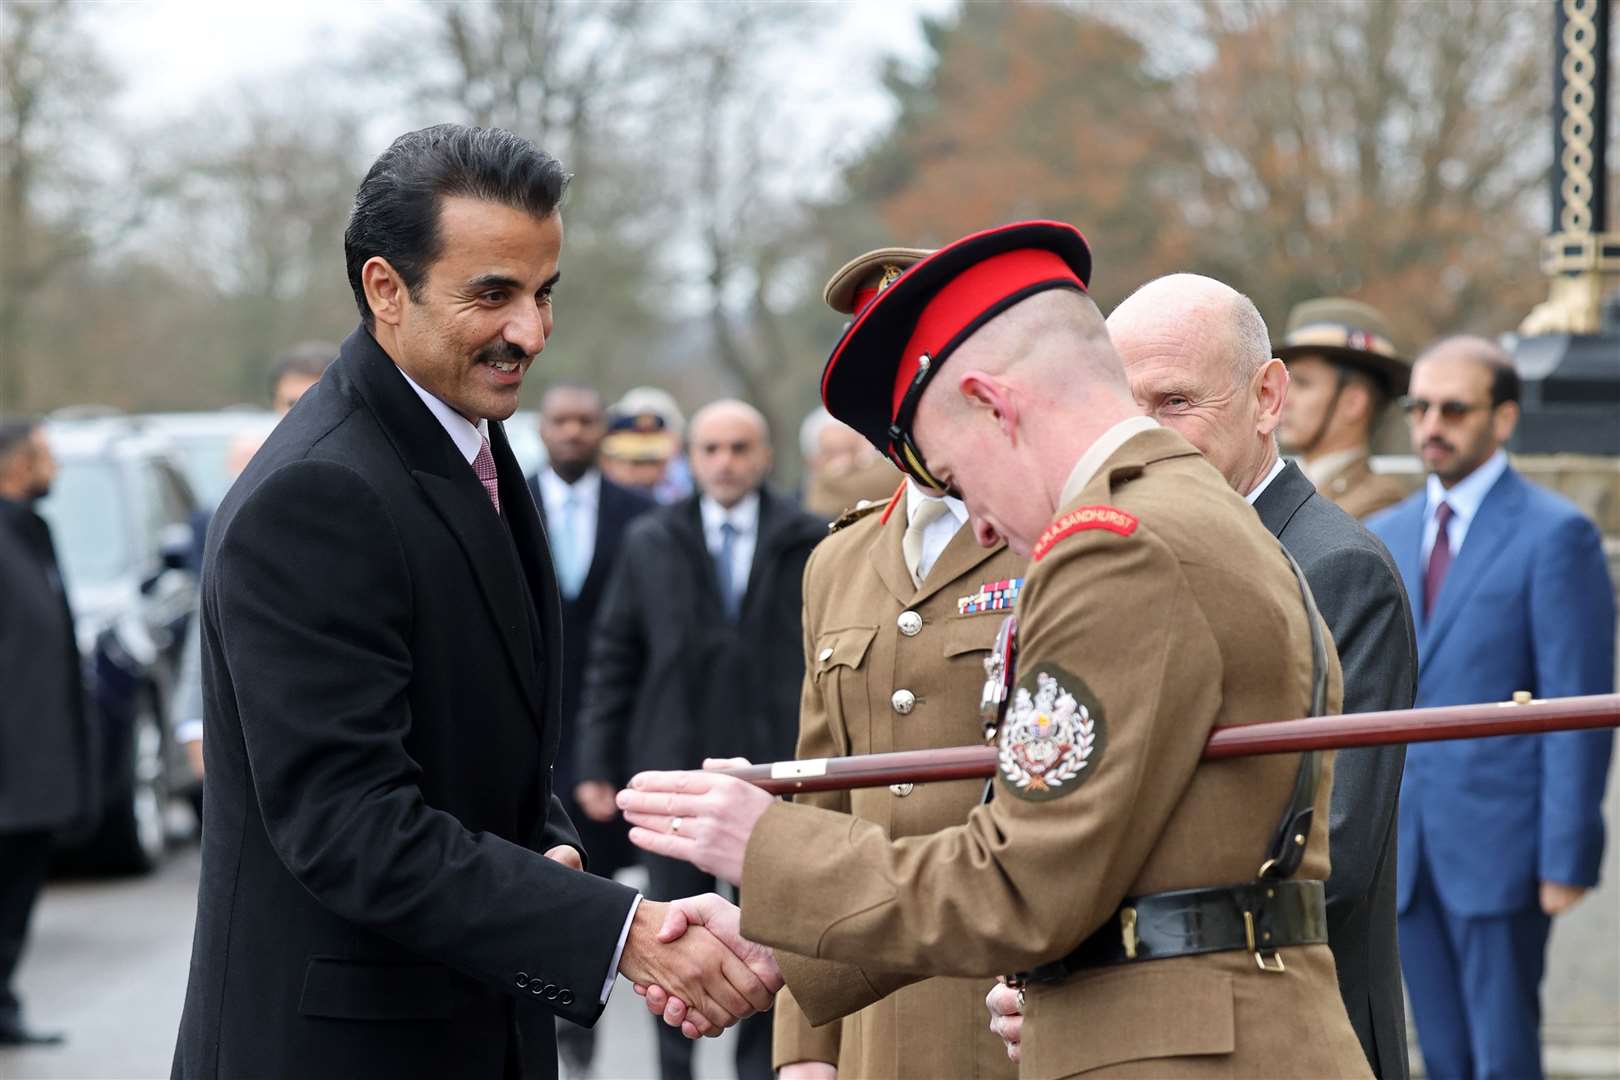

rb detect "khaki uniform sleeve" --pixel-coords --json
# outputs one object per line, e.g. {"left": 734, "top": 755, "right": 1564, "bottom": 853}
{"left": 773, "top": 563, "right": 850, "bottom": 1065}
{"left": 742, "top": 525, "right": 1221, "bottom": 976}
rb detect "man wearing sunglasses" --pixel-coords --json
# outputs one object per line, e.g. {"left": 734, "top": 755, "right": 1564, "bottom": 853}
{"left": 1367, "top": 336, "right": 1615, "bottom": 1080}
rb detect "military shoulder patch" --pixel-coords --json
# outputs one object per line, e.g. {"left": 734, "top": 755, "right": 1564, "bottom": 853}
{"left": 1031, "top": 505, "right": 1138, "bottom": 561}
{"left": 828, "top": 500, "right": 885, "bottom": 534}
{"left": 997, "top": 662, "right": 1106, "bottom": 801}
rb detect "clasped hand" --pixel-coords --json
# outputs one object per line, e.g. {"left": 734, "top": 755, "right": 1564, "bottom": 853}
{"left": 619, "top": 893, "right": 782, "bottom": 1039}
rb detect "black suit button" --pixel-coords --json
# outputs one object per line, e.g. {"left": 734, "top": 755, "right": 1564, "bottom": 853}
{"left": 530, "top": 981, "right": 546, "bottom": 996}
{"left": 544, "top": 985, "right": 560, "bottom": 1000}
{"left": 514, "top": 972, "right": 530, "bottom": 988}
{"left": 558, "top": 989, "right": 574, "bottom": 1006}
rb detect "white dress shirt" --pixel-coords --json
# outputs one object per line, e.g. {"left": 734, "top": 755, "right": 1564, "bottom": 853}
{"left": 393, "top": 363, "right": 638, "bottom": 1003}
{"left": 538, "top": 467, "right": 601, "bottom": 577}
{"left": 1422, "top": 448, "right": 1508, "bottom": 564}
{"left": 700, "top": 491, "right": 760, "bottom": 600}
{"left": 905, "top": 479, "right": 969, "bottom": 581}
{"left": 1245, "top": 455, "right": 1287, "bottom": 505}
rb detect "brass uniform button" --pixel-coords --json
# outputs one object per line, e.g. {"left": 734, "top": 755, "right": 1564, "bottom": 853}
{"left": 897, "top": 610, "right": 923, "bottom": 636}
{"left": 889, "top": 783, "right": 914, "bottom": 797}
{"left": 891, "top": 689, "right": 916, "bottom": 715}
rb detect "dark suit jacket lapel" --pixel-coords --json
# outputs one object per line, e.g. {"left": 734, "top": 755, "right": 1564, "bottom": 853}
{"left": 341, "top": 329, "right": 543, "bottom": 720}
{"left": 1421, "top": 468, "right": 1524, "bottom": 662}
{"left": 668, "top": 495, "right": 724, "bottom": 608}
{"left": 492, "top": 422, "right": 561, "bottom": 740}
{"left": 1251, "top": 461, "right": 1315, "bottom": 541}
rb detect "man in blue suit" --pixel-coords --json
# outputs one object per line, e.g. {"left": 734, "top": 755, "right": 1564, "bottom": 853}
{"left": 1367, "top": 335, "right": 1615, "bottom": 1080}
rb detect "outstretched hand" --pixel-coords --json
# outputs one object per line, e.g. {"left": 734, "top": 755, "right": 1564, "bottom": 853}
{"left": 632, "top": 892, "right": 782, "bottom": 1039}
{"left": 617, "top": 763, "right": 774, "bottom": 885}
{"left": 616, "top": 898, "right": 775, "bottom": 1038}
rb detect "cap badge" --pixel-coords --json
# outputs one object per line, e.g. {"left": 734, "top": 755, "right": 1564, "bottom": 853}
{"left": 878, "top": 263, "right": 905, "bottom": 292}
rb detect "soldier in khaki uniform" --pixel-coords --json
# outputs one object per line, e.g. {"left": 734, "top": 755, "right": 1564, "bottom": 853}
{"left": 774, "top": 250, "right": 1022, "bottom": 1080}
{"left": 1276, "top": 298, "right": 1412, "bottom": 519}
{"left": 619, "top": 222, "right": 1370, "bottom": 1079}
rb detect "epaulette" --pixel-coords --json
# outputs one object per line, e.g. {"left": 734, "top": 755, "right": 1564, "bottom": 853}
{"left": 828, "top": 499, "right": 885, "bottom": 534}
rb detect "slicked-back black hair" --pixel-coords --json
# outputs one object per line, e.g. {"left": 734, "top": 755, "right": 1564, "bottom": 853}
{"left": 344, "top": 124, "right": 570, "bottom": 328}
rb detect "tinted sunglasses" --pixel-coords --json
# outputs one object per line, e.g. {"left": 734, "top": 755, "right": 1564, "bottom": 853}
{"left": 1399, "top": 396, "right": 1492, "bottom": 420}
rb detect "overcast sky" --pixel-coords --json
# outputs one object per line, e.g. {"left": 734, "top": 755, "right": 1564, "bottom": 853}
{"left": 88, "top": 0, "right": 953, "bottom": 139}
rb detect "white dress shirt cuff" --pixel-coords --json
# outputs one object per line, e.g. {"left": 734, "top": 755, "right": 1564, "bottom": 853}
{"left": 601, "top": 893, "right": 643, "bottom": 1003}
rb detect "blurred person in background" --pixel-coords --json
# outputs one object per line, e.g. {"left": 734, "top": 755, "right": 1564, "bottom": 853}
{"left": 179, "top": 340, "right": 338, "bottom": 780}
{"left": 611, "top": 387, "right": 692, "bottom": 504}
{"left": 223, "top": 340, "right": 337, "bottom": 475}
{"left": 797, "top": 405, "right": 899, "bottom": 518}
{"left": 575, "top": 399, "right": 823, "bottom": 1080}
{"left": 1367, "top": 336, "right": 1615, "bottom": 1080}
{"left": 1276, "top": 299, "right": 1410, "bottom": 519}
{"left": 598, "top": 408, "right": 679, "bottom": 501}
{"left": 0, "top": 418, "right": 86, "bottom": 1047}
{"left": 526, "top": 383, "right": 655, "bottom": 1079}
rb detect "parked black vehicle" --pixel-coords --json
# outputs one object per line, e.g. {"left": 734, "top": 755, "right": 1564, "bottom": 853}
{"left": 36, "top": 419, "right": 201, "bottom": 873}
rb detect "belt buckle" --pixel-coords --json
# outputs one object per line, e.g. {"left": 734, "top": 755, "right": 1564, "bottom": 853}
{"left": 1120, "top": 906, "right": 1138, "bottom": 960}
{"left": 1243, "top": 909, "right": 1286, "bottom": 973}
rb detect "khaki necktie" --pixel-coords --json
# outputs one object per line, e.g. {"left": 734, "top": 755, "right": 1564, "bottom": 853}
{"left": 902, "top": 498, "right": 951, "bottom": 587}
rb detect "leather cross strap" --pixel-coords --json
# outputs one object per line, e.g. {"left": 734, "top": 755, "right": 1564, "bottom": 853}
{"left": 1258, "top": 543, "right": 1327, "bottom": 882}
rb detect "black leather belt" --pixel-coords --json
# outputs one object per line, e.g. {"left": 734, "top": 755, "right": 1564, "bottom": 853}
{"left": 1026, "top": 878, "right": 1327, "bottom": 980}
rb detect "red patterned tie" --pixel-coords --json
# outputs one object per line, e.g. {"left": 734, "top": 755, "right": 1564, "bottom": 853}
{"left": 473, "top": 436, "right": 501, "bottom": 514}
{"left": 1424, "top": 501, "right": 1453, "bottom": 616}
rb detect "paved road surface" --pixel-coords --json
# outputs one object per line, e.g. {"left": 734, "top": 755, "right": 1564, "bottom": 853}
{"left": 0, "top": 854, "right": 737, "bottom": 1080}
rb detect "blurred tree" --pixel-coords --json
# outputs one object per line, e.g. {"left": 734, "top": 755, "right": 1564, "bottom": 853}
{"left": 837, "top": 2, "right": 1192, "bottom": 312}
{"left": 144, "top": 99, "right": 367, "bottom": 401}
{"left": 839, "top": 0, "right": 1550, "bottom": 348}
{"left": 1173, "top": 0, "right": 1549, "bottom": 348}
{"left": 0, "top": 0, "right": 118, "bottom": 410}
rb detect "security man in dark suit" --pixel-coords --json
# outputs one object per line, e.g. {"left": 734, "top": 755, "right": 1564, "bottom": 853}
{"left": 1106, "top": 273, "right": 1416, "bottom": 1079}
{"left": 527, "top": 382, "right": 655, "bottom": 1077}
{"left": 576, "top": 399, "right": 824, "bottom": 1080}
{"left": 0, "top": 418, "right": 84, "bottom": 1048}
{"left": 170, "top": 124, "right": 776, "bottom": 1080}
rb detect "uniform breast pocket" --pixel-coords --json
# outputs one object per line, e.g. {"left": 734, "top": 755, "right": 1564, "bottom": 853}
{"left": 811, "top": 625, "right": 878, "bottom": 755}
{"left": 939, "top": 612, "right": 1006, "bottom": 660}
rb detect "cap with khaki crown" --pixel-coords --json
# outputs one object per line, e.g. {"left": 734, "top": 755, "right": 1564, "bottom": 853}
{"left": 1276, "top": 297, "right": 1410, "bottom": 397}
{"left": 824, "top": 246, "right": 933, "bottom": 317}
{"left": 819, "top": 221, "right": 1092, "bottom": 490}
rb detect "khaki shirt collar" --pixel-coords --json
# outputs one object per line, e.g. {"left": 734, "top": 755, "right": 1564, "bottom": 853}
{"left": 1057, "top": 415, "right": 1160, "bottom": 508}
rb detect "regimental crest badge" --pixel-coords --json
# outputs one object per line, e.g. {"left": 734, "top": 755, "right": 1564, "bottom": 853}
{"left": 997, "top": 663, "right": 1105, "bottom": 801}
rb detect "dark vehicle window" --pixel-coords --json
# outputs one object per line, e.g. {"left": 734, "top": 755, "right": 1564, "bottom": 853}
{"left": 153, "top": 462, "right": 195, "bottom": 528}
{"left": 36, "top": 459, "right": 133, "bottom": 592}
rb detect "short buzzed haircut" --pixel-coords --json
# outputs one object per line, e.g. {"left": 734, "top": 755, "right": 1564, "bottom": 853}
{"left": 0, "top": 417, "right": 39, "bottom": 466}
{"left": 269, "top": 341, "right": 337, "bottom": 398}
{"left": 344, "top": 124, "right": 571, "bottom": 329}
{"left": 1418, "top": 335, "right": 1521, "bottom": 406}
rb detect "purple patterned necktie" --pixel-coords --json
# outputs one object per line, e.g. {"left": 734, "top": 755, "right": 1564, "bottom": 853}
{"left": 473, "top": 436, "right": 501, "bottom": 514}
{"left": 1424, "top": 501, "right": 1453, "bottom": 616}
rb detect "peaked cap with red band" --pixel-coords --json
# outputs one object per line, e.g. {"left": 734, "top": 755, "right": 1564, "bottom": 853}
{"left": 820, "top": 221, "right": 1092, "bottom": 470}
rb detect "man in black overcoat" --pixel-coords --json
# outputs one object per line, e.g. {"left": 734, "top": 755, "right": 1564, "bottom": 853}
{"left": 171, "top": 125, "right": 777, "bottom": 1080}
{"left": 0, "top": 419, "right": 86, "bottom": 1047}
{"left": 575, "top": 399, "right": 825, "bottom": 1080}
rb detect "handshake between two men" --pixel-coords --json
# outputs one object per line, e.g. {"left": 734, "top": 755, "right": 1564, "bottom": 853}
{"left": 612, "top": 758, "right": 785, "bottom": 1040}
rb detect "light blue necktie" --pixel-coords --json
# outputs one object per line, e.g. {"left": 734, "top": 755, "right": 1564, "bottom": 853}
{"left": 715, "top": 521, "right": 741, "bottom": 619}
{"left": 554, "top": 491, "right": 588, "bottom": 599}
